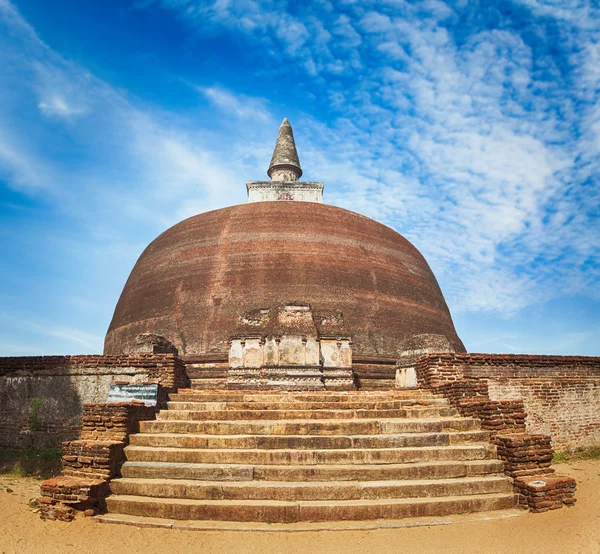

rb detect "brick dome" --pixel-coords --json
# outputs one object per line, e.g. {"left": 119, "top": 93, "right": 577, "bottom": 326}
{"left": 104, "top": 202, "right": 465, "bottom": 358}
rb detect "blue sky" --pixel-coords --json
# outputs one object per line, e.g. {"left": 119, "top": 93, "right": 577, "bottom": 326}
{"left": 0, "top": 0, "right": 599, "bottom": 356}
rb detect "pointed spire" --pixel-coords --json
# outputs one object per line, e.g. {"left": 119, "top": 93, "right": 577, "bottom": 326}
{"left": 267, "top": 118, "right": 303, "bottom": 181}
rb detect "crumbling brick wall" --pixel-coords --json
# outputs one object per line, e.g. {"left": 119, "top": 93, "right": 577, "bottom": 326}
{"left": 38, "top": 401, "right": 155, "bottom": 521}
{"left": 416, "top": 354, "right": 600, "bottom": 450}
{"left": 0, "top": 354, "right": 187, "bottom": 449}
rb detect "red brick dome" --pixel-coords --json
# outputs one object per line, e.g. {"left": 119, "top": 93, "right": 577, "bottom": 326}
{"left": 104, "top": 202, "right": 465, "bottom": 357}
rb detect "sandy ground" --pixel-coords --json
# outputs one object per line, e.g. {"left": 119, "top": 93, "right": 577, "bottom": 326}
{"left": 0, "top": 461, "right": 598, "bottom": 554}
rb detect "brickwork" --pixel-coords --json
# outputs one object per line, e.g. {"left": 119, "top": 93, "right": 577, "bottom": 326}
{"left": 61, "top": 440, "right": 124, "bottom": 480}
{"left": 416, "top": 353, "right": 600, "bottom": 449}
{"left": 416, "top": 353, "right": 600, "bottom": 386}
{"left": 431, "top": 379, "right": 526, "bottom": 437}
{"left": 59, "top": 402, "right": 155, "bottom": 482}
{"left": 38, "top": 400, "right": 157, "bottom": 520}
{"left": 80, "top": 402, "right": 156, "bottom": 442}
{"left": 38, "top": 477, "right": 110, "bottom": 521}
{"left": 0, "top": 354, "right": 186, "bottom": 449}
{"left": 513, "top": 475, "right": 577, "bottom": 513}
{"left": 352, "top": 356, "right": 397, "bottom": 390}
{"left": 459, "top": 400, "right": 527, "bottom": 436}
{"left": 430, "top": 378, "right": 489, "bottom": 402}
{"left": 0, "top": 353, "right": 185, "bottom": 377}
{"left": 494, "top": 433, "right": 555, "bottom": 478}
{"left": 423, "top": 370, "right": 578, "bottom": 513}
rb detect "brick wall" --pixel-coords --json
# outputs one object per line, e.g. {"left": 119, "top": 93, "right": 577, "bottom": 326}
{"left": 80, "top": 402, "right": 156, "bottom": 443}
{"left": 38, "top": 401, "right": 155, "bottom": 521}
{"left": 0, "top": 354, "right": 187, "bottom": 449}
{"left": 417, "top": 354, "right": 600, "bottom": 449}
{"left": 61, "top": 402, "right": 155, "bottom": 480}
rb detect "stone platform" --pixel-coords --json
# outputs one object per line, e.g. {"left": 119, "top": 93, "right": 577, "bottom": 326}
{"left": 100, "top": 389, "right": 517, "bottom": 525}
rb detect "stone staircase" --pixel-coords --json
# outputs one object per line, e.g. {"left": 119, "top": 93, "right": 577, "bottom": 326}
{"left": 101, "top": 389, "right": 517, "bottom": 525}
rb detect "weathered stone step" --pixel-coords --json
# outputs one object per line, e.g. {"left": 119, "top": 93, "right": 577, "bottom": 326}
{"left": 157, "top": 407, "right": 457, "bottom": 421}
{"left": 171, "top": 391, "right": 438, "bottom": 402}
{"left": 120, "top": 459, "right": 505, "bottom": 482}
{"left": 140, "top": 417, "right": 481, "bottom": 436}
{"left": 357, "top": 380, "right": 397, "bottom": 391}
{"left": 110, "top": 476, "right": 513, "bottom": 501}
{"left": 166, "top": 399, "right": 449, "bottom": 411}
{"left": 124, "top": 445, "right": 495, "bottom": 465}
{"left": 129, "top": 431, "right": 490, "bottom": 450}
{"left": 96, "top": 507, "right": 526, "bottom": 531}
{"left": 105, "top": 493, "right": 516, "bottom": 522}
{"left": 189, "top": 379, "right": 228, "bottom": 390}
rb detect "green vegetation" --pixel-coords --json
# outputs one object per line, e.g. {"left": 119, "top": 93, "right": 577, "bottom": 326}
{"left": 553, "top": 446, "right": 600, "bottom": 463}
{"left": 28, "top": 397, "right": 45, "bottom": 431}
{"left": 0, "top": 448, "right": 62, "bottom": 479}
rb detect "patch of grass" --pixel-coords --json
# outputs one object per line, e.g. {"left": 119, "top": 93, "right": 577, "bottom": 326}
{"left": 553, "top": 446, "right": 600, "bottom": 463}
{"left": 553, "top": 451, "right": 572, "bottom": 463}
{"left": 0, "top": 448, "right": 62, "bottom": 479}
{"left": 28, "top": 397, "right": 45, "bottom": 432}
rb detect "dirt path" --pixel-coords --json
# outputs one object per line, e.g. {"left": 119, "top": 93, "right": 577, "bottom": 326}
{"left": 0, "top": 461, "right": 598, "bottom": 554}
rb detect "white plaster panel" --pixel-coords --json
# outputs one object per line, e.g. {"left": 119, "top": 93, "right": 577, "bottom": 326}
{"left": 229, "top": 339, "right": 243, "bottom": 368}
{"left": 243, "top": 338, "right": 263, "bottom": 368}
{"left": 263, "top": 337, "right": 279, "bottom": 366}
{"left": 279, "top": 336, "right": 304, "bottom": 365}
{"left": 320, "top": 339, "right": 339, "bottom": 368}
{"left": 339, "top": 340, "right": 352, "bottom": 368}
{"left": 305, "top": 338, "right": 320, "bottom": 366}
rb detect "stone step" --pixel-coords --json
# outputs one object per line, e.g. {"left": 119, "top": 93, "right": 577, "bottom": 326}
{"left": 124, "top": 445, "right": 495, "bottom": 465}
{"left": 140, "top": 417, "right": 481, "bottom": 436}
{"left": 175, "top": 388, "right": 439, "bottom": 396}
{"left": 357, "top": 381, "right": 397, "bottom": 391}
{"left": 189, "top": 379, "right": 228, "bottom": 389}
{"left": 156, "top": 407, "right": 457, "bottom": 421}
{"left": 105, "top": 493, "right": 517, "bottom": 522}
{"left": 110, "top": 476, "right": 513, "bottom": 501}
{"left": 129, "top": 430, "right": 490, "bottom": 450}
{"left": 120, "top": 459, "right": 505, "bottom": 481}
{"left": 95, "top": 507, "right": 526, "bottom": 531}
{"left": 170, "top": 391, "right": 442, "bottom": 400}
{"left": 166, "top": 399, "right": 449, "bottom": 411}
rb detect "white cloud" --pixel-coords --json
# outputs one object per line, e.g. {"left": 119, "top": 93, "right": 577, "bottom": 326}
{"left": 199, "top": 86, "right": 272, "bottom": 122}
{"left": 38, "top": 95, "right": 86, "bottom": 116}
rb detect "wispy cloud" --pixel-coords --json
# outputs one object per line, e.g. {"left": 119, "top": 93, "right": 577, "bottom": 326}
{"left": 38, "top": 95, "right": 86, "bottom": 117}
{"left": 199, "top": 86, "right": 272, "bottom": 122}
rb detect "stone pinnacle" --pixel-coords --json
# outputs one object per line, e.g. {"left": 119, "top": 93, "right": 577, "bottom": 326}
{"left": 267, "top": 118, "right": 303, "bottom": 181}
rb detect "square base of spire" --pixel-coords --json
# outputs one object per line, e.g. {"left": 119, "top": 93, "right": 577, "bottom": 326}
{"left": 246, "top": 181, "right": 324, "bottom": 203}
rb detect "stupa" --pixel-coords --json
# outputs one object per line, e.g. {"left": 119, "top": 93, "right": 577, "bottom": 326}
{"left": 104, "top": 119, "right": 464, "bottom": 389}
